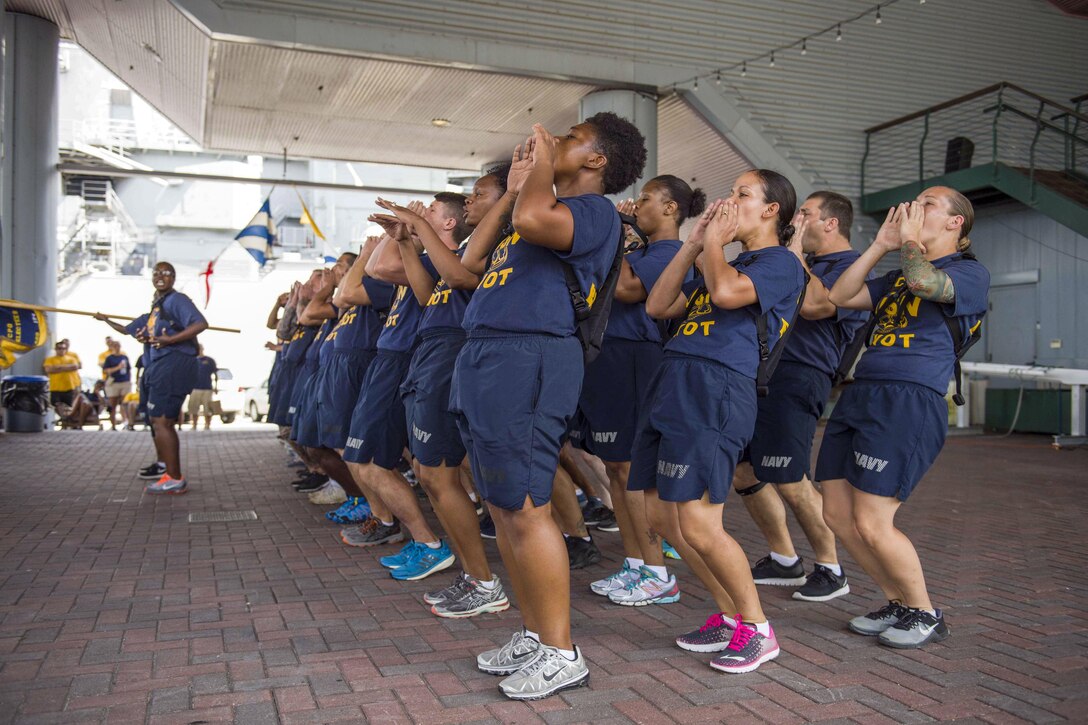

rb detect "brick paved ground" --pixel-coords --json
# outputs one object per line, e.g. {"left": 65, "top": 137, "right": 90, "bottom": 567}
{"left": 0, "top": 427, "right": 1085, "bottom": 724}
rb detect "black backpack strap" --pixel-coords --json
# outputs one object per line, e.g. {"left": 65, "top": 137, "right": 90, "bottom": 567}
{"left": 562, "top": 212, "right": 643, "bottom": 322}
{"left": 755, "top": 270, "right": 809, "bottom": 397}
{"left": 832, "top": 314, "right": 876, "bottom": 385}
{"left": 944, "top": 315, "right": 982, "bottom": 406}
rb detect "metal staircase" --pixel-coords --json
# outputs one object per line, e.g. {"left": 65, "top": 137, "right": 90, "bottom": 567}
{"left": 860, "top": 83, "right": 1088, "bottom": 238}
{"left": 58, "top": 177, "right": 144, "bottom": 281}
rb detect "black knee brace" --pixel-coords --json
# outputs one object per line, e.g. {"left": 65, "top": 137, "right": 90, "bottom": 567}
{"left": 735, "top": 480, "right": 769, "bottom": 497}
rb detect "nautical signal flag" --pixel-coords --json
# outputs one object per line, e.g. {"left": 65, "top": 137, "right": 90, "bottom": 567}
{"left": 0, "top": 302, "right": 48, "bottom": 369}
{"left": 235, "top": 198, "right": 276, "bottom": 266}
{"left": 297, "top": 189, "right": 326, "bottom": 241}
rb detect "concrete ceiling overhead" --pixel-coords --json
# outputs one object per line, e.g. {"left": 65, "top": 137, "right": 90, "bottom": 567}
{"left": 7, "top": 0, "right": 1088, "bottom": 203}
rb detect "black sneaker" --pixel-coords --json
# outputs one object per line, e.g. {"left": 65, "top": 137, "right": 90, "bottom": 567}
{"left": 594, "top": 509, "right": 619, "bottom": 532}
{"left": 878, "top": 608, "right": 950, "bottom": 649}
{"left": 751, "top": 555, "right": 807, "bottom": 586}
{"left": 565, "top": 536, "right": 601, "bottom": 570}
{"left": 848, "top": 601, "right": 911, "bottom": 636}
{"left": 294, "top": 475, "right": 330, "bottom": 492}
{"left": 479, "top": 511, "right": 496, "bottom": 540}
{"left": 581, "top": 499, "right": 610, "bottom": 526}
{"left": 793, "top": 564, "right": 850, "bottom": 602}
{"left": 138, "top": 462, "right": 166, "bottom": 480}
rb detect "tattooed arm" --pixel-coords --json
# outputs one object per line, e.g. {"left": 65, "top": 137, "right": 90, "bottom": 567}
{"left": 901, "top": 241, "right": 955, "bottom": 302}
{"left": 899, "top": 201, "right": 956, "bottom": 303}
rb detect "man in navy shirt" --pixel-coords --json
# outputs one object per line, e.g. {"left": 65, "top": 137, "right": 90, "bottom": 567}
{"left": 734, "top": 191, "right": 866, "bottom": 603}
{"left": 96, "top": 262, "right": 207, "bottom": 493}
{"left": 188, "top": 345, "right": 218, "bottom": 431}
{"left": 452, "top": 114, "right": 646, "bottom": 700}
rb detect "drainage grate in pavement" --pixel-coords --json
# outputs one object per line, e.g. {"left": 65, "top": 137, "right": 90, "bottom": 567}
{"left": 188, "top": 511, "right": 258, "bottom": 523}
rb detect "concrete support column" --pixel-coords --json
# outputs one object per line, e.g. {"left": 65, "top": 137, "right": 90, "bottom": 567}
{"left": 579, "top": 90, "right": 657, "bottom": 200}
{"left": 2, "top": 13, "right": 60, "bottom": 376}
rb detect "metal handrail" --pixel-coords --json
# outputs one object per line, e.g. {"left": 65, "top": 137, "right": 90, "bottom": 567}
{"left": 861, "top": 82, "right": 1088, "bottom": 205}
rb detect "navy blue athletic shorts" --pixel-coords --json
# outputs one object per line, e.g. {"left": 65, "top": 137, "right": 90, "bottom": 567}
{"left": 286, "top": 361, "right": 318, "bottom": 424}
{"left": 342, "top": 350, "right": 413, "bottom": 469}
{"left": 580, "top": 339, "right": 663, "bottom": 462}
{"left": 815, "top": 380, "right": 947, "bottom": 501}
{"left": 401, "top": 331, "right": 467, "bottom": 467}
{"left": 565, "top": 407, "right": 591, "bottom": 453}
{"left": 745, "top": 361, "right": 832, "bottom": 483}
{"left": 317, "top": 350, "right": 376, "bottom": 450}
{"left": 137, "top": 367, "right": 150, "bottom": 423}
{"left": 450, "top": 333, "right": 583, "bottom": 511}
{"left": 628, "top": 353, "right": 757, "bottom": 504}
{"left": 268, "top": 362, "right": 299, "bottom": 426}
{"left": 290, "top": 371, "right": 322, "bottom": 447}
{"left": 144, "top": 353, "right": 198, "bottom": 420}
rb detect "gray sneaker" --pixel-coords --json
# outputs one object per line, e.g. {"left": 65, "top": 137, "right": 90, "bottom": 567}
{"left": 878, "top": 608, "right": 950, "bottom": 649}
{"left": 341, "top": 520, "right": 404, "bottom": 547}
{"left": 849, "top": 601, "right": 911, "bottom": 636}
{"left": 423, "top": 572, "right": 471, "bottom": 605}
{"left": 432, "top": 575, "right": 509, "bottom": 618}
{"left": 476, "top": 631, "right": 541, "bottom": 675}
{"left": 498, "top": 644, "right": 589, "bottom": 700}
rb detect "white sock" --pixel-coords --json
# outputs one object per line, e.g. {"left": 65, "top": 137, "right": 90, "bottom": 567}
{"left": 624, "top": 557, "right": 644, "bottom": 570}
{"left": 752, "top": 620, "right": 772, "bottom": 636}
{"left": 422, "top": 540, "right": 441, "bottom": 549}
{"left": 581, "top": 536, "right": 591, "bottom": 543}
{"left": 477, "top": 577, "right": 498, "bottom": 591}
{"left": 645, "top": 564, "right": 668, "bottom": 580}
{"left": 770, "top": 551, "right": 799, "bottom": 567}
{"left": 523, "top": 628, "right": 540, "bottom": 642}
{"left": 379, "top": 519, "right": 394, "bottom": 527}
{"left": 468, "top": 491, "right": 478, "bottom": 503}
{"left": 557, "top": 647, "right": 578, "bottom": 661}
{"left": 718, "top": 613, "right": 738, "bottom": 629}
{"left": 817, "top": 562, "right": 843, "bottom": 576}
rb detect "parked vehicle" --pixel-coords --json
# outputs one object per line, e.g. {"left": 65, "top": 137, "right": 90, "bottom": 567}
{"left": 244, "top": 378, "right": 270, "bottom": 422}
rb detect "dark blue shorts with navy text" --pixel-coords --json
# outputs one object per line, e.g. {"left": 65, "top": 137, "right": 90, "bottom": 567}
{"left": 144, "top": 353, "right": 198, "bottom": 420}
{"left": 746, "top": 361, "right": 832, "bottom": 483}
{"left": 450, "top": 333, "right": 583, "bottom": 511}
{"left": 401, "top": 331, "right": 468, "bottom": 467}
{"left": 628, "top": 353, "right": 757, "bottom": 504}
{"left": 814, "top": 380, "right": 947, "bottom": 501}
{"left": 579, "top": 339, "right": 663, "bottom": 463}
{"left": 342, "top": 350, "right": 413, "bottom": 469}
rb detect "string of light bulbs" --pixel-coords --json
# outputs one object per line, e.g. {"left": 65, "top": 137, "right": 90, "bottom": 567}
{"left": 673, "top": 0, "right": 928, "bottom": 91}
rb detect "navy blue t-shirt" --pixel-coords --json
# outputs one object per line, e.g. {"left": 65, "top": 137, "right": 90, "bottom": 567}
{"left": 284, "top": 325, "right": 318, "bottom": 365}
{"left": 781, "top": 250, "right": 869, "bottom": 376}
{"left": 376, "top": 284, "right": 425, "bottom": 353}
{"left": 146, "top": 291, "right": 206, "bottom": 362}
{"left": 102, "top": 354, "right": 131, "bottom": 383}
{"left": 305, "top": 319, "right": 334, "bottom": 367}
{"left": 666, "top": 246, "right": 806, "bottom": 379}
{"left": 856, "top": 253, "right": 989, "bottom": 394}
{"left": 194, "top": 356, "right": 217, "bottom": 389}
{"left": 419, "top": 247, "right": 473, "bottom": 335}
{"left": 607, "top": 239, "right": 689, "bottom": 343}
{"left": 328, "top": 278, "right": 395, "bottom": 353}
{"left": 462, "top": 195, "right": 621, "bottom": 336}
{"left": 123, "top": 314, "right": 151, "bottom": 370}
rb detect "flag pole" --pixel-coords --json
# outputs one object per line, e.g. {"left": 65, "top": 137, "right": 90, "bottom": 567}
{"left": 0, "top": 300, "right": 240, "bottom": 333}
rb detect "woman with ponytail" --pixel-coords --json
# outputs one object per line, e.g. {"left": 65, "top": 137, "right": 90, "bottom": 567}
{"left": 817, "top": 186, "right": 989, "bottom": 649}
{"left": 582, "top": 175, "right": 705, "bottom": 607}
{"left": 630, "top": 169, "right": 805, "bottom": 674}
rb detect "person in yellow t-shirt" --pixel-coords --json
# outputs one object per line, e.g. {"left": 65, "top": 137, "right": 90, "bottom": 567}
{"left": 43, "top": 340, "right": 83, "bottom": 409}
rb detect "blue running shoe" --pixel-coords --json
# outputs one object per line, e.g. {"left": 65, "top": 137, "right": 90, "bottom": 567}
{"left": 391, "top": 540, "right": 455, "bottom": 581}
{"left": 325, "top": 497, "right": 371, "bottom": 524}
{"left": 663, "top": 540, "right": 682, "bottom": 560}
{"left": 379, "top": 540, "right": 422, "bottom": 569}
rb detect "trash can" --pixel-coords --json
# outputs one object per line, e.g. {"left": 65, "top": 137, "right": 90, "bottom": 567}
{"left": 1, "top": 375, "right": 50, "bottom": 433}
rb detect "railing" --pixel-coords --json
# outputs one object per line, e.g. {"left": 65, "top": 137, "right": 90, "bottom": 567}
{"left": 861, "top": 82, "right": 1088, "bottom": 200}
{"left": 57, "top": 179, "right": 144, "bottom": 280}
{"left": 67, "top": 117, "right": 202, "bottom": 156}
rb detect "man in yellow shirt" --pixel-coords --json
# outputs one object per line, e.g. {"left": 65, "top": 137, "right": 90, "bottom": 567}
{"left": 43, "top": 340, "right": 82, "bottom": 409}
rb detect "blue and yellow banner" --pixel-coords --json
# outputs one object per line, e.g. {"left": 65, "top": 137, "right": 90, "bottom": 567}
{"left": 0, "top": 302, "right": 49, "bottom": 369}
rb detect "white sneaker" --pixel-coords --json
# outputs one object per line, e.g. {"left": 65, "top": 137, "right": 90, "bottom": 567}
{"left": 590, "top": 560, "right": 641, "bottom": 597}
{"left": 608, "top": 566, "right": 680, "bottom": 606}
{"left": 308, "top": 481, "right": 347, "bottom": 505}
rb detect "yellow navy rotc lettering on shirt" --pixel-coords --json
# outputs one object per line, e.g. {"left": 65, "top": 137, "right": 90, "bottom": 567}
{"left": 855, "top": 252, "right": 989, "bottom": 394}
{"left": 376, "top": 283, "right": 425, "bottom": 353}
{"left": 418, "top": 247, "right": 473, "bottom": 335}
{"left": 460, "top": 195, "right": 622, "bottom": 336}
{"left": 664, "top": 247, "right": 805, "bottom": 379}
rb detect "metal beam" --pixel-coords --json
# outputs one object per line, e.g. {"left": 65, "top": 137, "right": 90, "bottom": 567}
{"left": 57, "top": 163, "right": 449, "bottom": 196}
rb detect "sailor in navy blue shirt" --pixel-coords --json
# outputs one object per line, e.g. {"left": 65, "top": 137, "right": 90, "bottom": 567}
{"left": 187, "top": 345, "right": 218, "bottom": 430}
{"left": 579, "top": 175, "right": 704, "bottom": 608}
{"left": 341, "top": 193, "right": 469, "bottom": 560}
{"left": 450, "top": 115, "right": 646, "bottom": 699}
{"left": 376, "top": 167, "right": 511, "bottom": 613}
{"left": 817, "top": 187, "right": 990, "bottom": 649}
{"left": 632, "top": 170, "right": 806, "bottom": 676}
{"left": 732, "top": 191, "right": 866, "bottom": 603}
{"left": 95, "top": 261, "right": 207, "bottom": 492}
